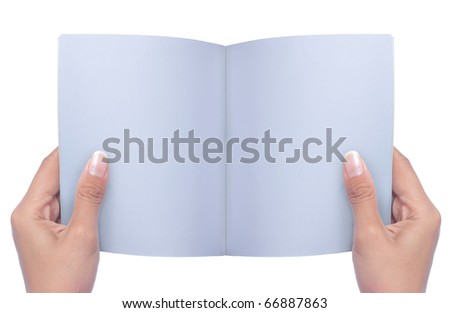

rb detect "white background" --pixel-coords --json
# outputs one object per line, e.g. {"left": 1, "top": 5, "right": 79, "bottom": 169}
{"left": 0, "top": 0, "right": 449, "bottom": 312}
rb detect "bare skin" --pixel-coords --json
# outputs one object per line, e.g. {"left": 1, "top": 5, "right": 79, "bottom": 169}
{"left": 11, "top": 148, "right": 108, "bottom": 292}
{"left": 11, "top": 147, "right": 440, "bottom": 292}
{"left": 343, "top": 148, "right": 441, "bottom": 292}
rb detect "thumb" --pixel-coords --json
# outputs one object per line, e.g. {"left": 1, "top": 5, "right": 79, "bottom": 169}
{"left": 343, "top": 151, "right": 384, "bottom": 236}
{"left": 68, "top": 151, "right": 109, "bottom": 238}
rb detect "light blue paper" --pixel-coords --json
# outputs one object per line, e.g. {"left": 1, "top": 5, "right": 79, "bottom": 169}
{"left": 59, "top": 34, "right": 393, "bottom": 256}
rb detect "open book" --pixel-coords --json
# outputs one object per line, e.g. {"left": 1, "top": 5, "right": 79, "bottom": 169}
{"left": 59, "top": 34, "right": 393, "bottom": 256}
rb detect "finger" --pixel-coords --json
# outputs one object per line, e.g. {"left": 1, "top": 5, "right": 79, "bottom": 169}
{"left": 343, "top": 151, "right": 385, "bottom": 235}
{"left": 24, "top": 148, "right": 60, "bottom": 200}
{"left": 392, "top": 147, "right": 435, "bottom": 217}
{"left": 67, "top": 151, "right": 109, "bottom": 237}
{"left": 392, "top": 147, "right": 428, "bottom": 201}
{"left": 18, "top": 148, "right": 60, "bottom": 219}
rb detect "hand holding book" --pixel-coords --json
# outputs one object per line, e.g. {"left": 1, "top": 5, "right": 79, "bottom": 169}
{"left": 11, "top": 147, "right": 440, "bottom": 292}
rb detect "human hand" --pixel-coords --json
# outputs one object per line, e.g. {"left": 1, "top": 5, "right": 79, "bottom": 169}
{"left": 343, "top": 147, "right": 440, "bottom": 292}
{"left": 11, "top": 148, "right": 108, "bottom": 292}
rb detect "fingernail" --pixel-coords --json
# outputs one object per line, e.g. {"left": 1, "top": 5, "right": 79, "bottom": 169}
{"left": 88, "top": 151, "right": 108, "bottom": 177}
{"left": 344, "top": 151, "right": 364, "bottom": 177}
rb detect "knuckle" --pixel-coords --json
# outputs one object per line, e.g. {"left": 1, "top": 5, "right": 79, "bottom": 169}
{"left": 347, "top": 181, "right": 376, "bottom": 205}
{"left": 428, "top": 208, "right": 442, "bottom": 230}
{"left": 398, "top": 153, "right": 412, "bottom": 167}
{"left": 70, "top": 224, "right": 98, "bottom": 245}
{"left": 77, "top": 182, "right": 105, "bottom": 204}
{"left": 10, "top": 208, "right": 29, "bottom": 240}
{"left": 355, "top": 225, "right": 381, "bottom": 243}
{"left": 41, "top": 152, "right": 57, "bottom": 167}
{"left": 10, "top": 209, "right": 21, "bottom": 229}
